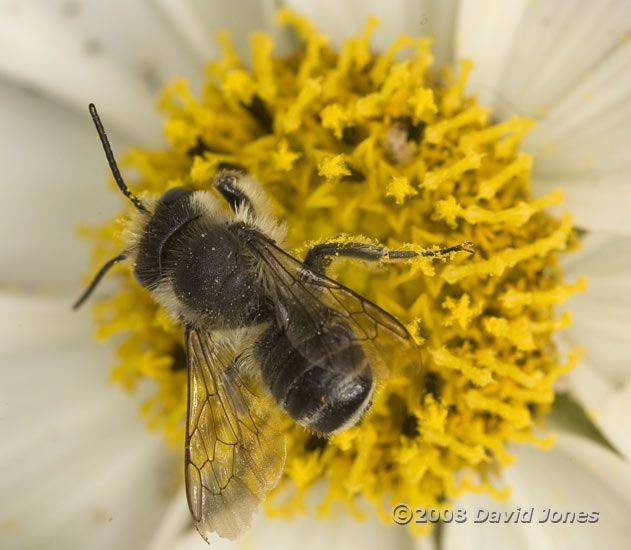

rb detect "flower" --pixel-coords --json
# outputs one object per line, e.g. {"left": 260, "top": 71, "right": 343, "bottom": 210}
{"left": 1, "top": 1, "right": 630, "bottom": 550}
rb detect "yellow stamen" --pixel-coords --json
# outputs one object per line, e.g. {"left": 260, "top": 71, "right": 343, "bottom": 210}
{"left": 434, "top": 189, "right": 565, "bottom": 228}
{"left": 386, "top": 175, "right": 418, "bottom": 204}
{"left": 476, "top": 152, "right": 533, "bottom": 200}
{"left": 425, "top": 105, "right": 490, "bottom": 144}
{"left": 421, "top": 152, "right": 484, "bottom": 190}
{"left": 318, "top": 154, "right": 351, "bottom": 180}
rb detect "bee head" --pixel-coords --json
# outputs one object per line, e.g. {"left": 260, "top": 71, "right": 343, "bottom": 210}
{"left": 158, "top": 186, "right": 190, "bottom": 206}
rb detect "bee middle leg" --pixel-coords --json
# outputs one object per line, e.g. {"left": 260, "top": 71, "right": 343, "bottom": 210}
{"left": 304, "top": 240, "right": 473, "bottom": 276}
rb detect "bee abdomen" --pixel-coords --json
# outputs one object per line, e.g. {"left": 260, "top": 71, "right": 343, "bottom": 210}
{"left": 255, "top": 325, "right": 373, "bottom": 434}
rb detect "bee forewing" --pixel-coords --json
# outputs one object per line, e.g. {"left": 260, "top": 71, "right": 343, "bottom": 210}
{"left": 246, "top": 232, "right": 421, "bottom": 380}
{"left": 185, "top": 328, "right": 286, "bottom": 541}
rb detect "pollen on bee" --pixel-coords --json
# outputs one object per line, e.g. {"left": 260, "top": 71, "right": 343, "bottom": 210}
{"left": 87, "top": 7, "right": 584, "bottom": 538}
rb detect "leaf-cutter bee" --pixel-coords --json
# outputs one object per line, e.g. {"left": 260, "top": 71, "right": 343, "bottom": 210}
{"left": 75, "top": 104, "right": 472, "bottom": 542}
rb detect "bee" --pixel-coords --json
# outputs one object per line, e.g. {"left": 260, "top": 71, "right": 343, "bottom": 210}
{"left": 75, "top": 104, "right": 472, "bottom": 542}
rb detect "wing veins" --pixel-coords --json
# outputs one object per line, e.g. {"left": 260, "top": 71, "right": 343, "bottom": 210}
{"left": 184, "top": 327, "right": 286, "bottom": 541}
{"left": 245, "top": 232, "right": 414, "bottom": 377}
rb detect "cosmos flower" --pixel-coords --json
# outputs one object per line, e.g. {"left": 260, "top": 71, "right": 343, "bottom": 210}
{"left": 1, "top": 1, "right": 630, "bottom": 550}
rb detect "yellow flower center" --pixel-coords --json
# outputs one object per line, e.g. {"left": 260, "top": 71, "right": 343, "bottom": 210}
{"left": 84, "top": 9, "right": 585, "bottom": 536}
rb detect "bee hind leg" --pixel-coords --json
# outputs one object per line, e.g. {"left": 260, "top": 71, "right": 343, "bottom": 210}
{"left": 303, "top": 241, "right": 415, "bottom": 276}
{"left": 303, "top": 239, "right": 474, "bottom": 276}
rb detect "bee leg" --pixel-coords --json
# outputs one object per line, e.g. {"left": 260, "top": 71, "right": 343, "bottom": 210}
{"left": 213, "top": 170, "right": 254, "bottom": 214}
{"left": 303, "top": 242, "right": 415, "bottom": 276}
{"left": 304, "top": 240, "right": 473, "bottom": 276}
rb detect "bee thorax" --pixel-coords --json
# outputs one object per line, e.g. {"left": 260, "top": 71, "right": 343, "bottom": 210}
{"left": 164, "top": 222, "right": 274, "bottom": 328}
{"left": 133, "top": 190, "right": 274, "bottom": 329}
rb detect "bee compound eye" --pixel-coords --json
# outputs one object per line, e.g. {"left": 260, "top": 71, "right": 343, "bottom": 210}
{"left": 159, "top": 186, "right": 190, "bottom": 205}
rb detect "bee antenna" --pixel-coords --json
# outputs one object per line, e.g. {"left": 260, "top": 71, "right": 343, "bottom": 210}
{"left": 72, "top": 252, "right": 127, "bottom": 310}
{"left": 88, "top": 103, "right": 148, "bottom": 213}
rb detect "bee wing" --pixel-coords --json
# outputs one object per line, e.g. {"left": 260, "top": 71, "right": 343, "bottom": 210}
{"left": 184, "top": 327, "right": 286, "bottom": 542}
{"left": 245, "top": 231, "right": 419, "bottom": 378}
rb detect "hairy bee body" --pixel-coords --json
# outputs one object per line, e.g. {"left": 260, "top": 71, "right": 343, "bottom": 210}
{"left": 256, "top": 323, "right": 372, "bottom": 433}
{"left": 131, "top": 186, "right": 373, "bottom": 433}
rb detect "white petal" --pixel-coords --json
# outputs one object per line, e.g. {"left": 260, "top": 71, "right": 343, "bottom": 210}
{"left": 150, "top": 466, "right": 427, "bottom": 548}
{"left": 41, "top": 0, "right": 205, "bottom": 86}
{"left": 522, "top": 43, "right": 631, "bottom": 177}
{"left": 455, "top": 0, "right": 529, "bottom": 108}
{"left": 505, "top": 433, "right": 631, "bottom": 549}
{"left": 532, "top": 171, "right": 631, "bottom": 235}
{"left": 553, "top": 232, "right": 631, "bottom": 456}
{"left": 442, "top": 492, "right": 534, "bottom": 550}
{"left": 494, "top": 0, "right": 631, "bottom": 122}
{"left": 282, "top": 0, "right": 353, "bottom": 48}
{"left": 413, "top": 534, "right": 437, "bottom": 550}
{"left": 596, "top": 380, "right": 631, "bottom": 460}
{"left": 420, "top": 0, "right": 460, "bottom": 67}
{"left": 148, "top": 487, "right": 193, "bottom": 550}
{"left": 188, "top": 0, "right": 286, "bottom": 61}
{"left": 444, "top": 433, "right": 631, "bottom": 550}
{"left": 149, "top": 483, "right": 418, "bottom": 550}
{"left": 155, "top": 0, "right": 292, "bottom": 63}
{"left": 0, "top": 80, "right": 123, "bottom": 291}
{"left": 0, "top": 1, "right": 162, "bottom": 142}
{"left": 150, "top": 0, "right": 221, "bottom": 61}
{"left": 165, "top": 504, "right": 417, "bottom": 550}
{"left": 284, "top": 0, "right": 459, "bottom": 63}
{"left": 237, "top": 508, "right": 415, "bottom": 550}
{"left": 0, "top": 291, "right": 100, "bottom": 358}
{"left": 554, "top": 343, "right": 612, "bottom": 416}
{"left": 559, "top": 232, "right": 631, "bottom": 390}
{"left": 0, "top": 292, "right": 175, "bottom": 550}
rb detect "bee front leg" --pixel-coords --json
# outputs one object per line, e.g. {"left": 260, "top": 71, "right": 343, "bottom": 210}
{"left": 213, "top": 170, "right": 255, "bottom": 214}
